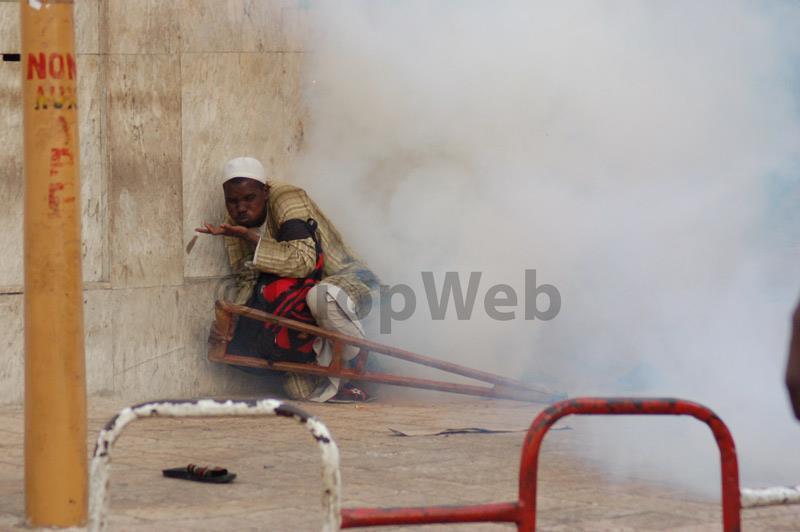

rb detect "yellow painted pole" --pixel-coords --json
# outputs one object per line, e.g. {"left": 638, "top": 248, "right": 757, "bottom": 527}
{"left": 21, "top": 0, "right": 87, "bottom": 526}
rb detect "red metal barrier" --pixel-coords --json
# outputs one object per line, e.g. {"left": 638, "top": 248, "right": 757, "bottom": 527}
{"left": 519, "top": 398, "right": 741, "bottom": 531}
{"left": 340, "top": 397, "right": 741, "bottom": 532}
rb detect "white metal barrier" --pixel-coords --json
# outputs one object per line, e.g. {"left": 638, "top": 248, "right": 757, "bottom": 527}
{"left": 89, "top": 398, "right": 341, "bottom": 532}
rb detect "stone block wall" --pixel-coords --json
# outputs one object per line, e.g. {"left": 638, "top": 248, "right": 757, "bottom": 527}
{"left": 0, "top": 0, "right": 311, "bottom": 403}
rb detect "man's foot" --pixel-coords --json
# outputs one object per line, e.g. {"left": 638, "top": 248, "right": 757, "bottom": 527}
{"left": 282, "top": 373, "right": 321, "bottom": 400}
{"left": 327, "top": 383, "right": 373, "bottom": 403}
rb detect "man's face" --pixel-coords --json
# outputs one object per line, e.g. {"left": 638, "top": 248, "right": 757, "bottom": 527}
{"left": 223, "top": 178, "right": 267, "bottom": 227}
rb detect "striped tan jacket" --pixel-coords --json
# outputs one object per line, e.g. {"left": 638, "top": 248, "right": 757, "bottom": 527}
{"left": 223, "top": 181, "right": 378, "bottom": 316}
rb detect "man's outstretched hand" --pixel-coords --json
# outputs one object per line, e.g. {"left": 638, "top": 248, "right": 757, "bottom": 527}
{"left": 195, "top": 223, "right": 260, "bottom": 245}
{"left": 786, "top": 300, "right": 800, "bottom": 420}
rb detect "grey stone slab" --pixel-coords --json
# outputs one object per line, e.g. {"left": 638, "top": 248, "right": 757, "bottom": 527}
{"left": 242, "top": 0, "right": 311, "bottom": 53}
{"left": 178, "top": 0, "right": 245, "bottom": 53}
{"left": 175, "top": 0, "right": 311, "bottom": 54}
{"left": 180, "top": 52, "right": 305, "bottom": 278}
{"left": 103, "top": 0, "right": 180, "bottom": 55}
{"left": 279, "top": 0, "right": 313, "bottom": 53}
{"left": 277, "top": 50, "right": 307, "bottom": 162}
{"left": 111, "top": 281, "right": 270, "bottom": 401}
{"left": 107, "top": 53, "right": 183, "bottom": 289}
{"left": 84, "top": 287, "right": 113, "bottom": 395}
{"left": 75, "top": 0, "right": 100, "bottom": 54}
{"left": 0, "top": 288, "right": 113, "bottom": 404}
{"left": 0, "top": 294, "right": 23, "bottom": 404}
{"left": 78, "top": 53, "right": 106, "bottom": 282}
{"left": 178, "top": 279, "right": 225, "bottom": 389}
{"left": 0, "top": 2, "right": 18, "bottom": 54}
{"left": 111, "top": 285, "right": 186, "bottom": 400}
{"left": 0, "top": 56, "right": 22, "bottom": 288}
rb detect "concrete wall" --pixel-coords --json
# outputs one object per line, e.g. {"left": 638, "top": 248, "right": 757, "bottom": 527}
{"left": 0, "top": 0, "right": 311, "bottom": 403}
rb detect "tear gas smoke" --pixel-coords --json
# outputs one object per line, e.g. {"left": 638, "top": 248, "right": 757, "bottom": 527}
{"left": 291, "top": 1, "right": 800, "bottom": 494}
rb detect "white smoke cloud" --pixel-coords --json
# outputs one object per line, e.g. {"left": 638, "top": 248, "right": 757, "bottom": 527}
{"left": 291, "top": 0, "right": 800, "bottom": 493}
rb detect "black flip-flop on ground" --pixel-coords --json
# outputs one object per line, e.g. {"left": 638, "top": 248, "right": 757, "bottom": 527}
{"left": 162, "top": 464, "right": 236, "bottom": 483}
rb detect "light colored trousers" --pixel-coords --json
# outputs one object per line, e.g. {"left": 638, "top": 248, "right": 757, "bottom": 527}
{"left": 282, "top": 282, "right": 365, "bottom": 402}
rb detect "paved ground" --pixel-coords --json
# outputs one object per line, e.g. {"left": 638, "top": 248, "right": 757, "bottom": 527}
{"left": 0, "top": 393, "right": 798, "bottom": 531}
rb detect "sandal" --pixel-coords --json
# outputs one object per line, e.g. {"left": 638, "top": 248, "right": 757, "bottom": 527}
{"left": 327, "top": 383, "right": 374, "bottom": 403}
{"left": 162, "top": 464, "right": 237, "bottom": 483}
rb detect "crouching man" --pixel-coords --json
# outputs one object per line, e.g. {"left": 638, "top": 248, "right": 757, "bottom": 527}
{"left": 197, "top": 157, "right": 378, "bottom": 402}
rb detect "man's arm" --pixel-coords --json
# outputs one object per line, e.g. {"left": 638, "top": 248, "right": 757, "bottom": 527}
{"left": 786, "top": 299, "right": 800, "bottom": 420}
{"left": 196, "top": 222, "right": 259, "bottom": 275}
{"left": 196, "top": 222, "right": 259, "bottom": 245}
{"left": 249, "top": 186, "right": 321, "bottom": 278}
{"left": 251, "top": 233, "right": 316, "bottom": 278}
{"left": 196, "top": 220, "right": 316, "bottom": 278}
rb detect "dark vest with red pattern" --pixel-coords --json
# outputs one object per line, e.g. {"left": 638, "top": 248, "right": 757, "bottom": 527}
{"left": 227, "top": 218, "right": 323, "bottom": 363}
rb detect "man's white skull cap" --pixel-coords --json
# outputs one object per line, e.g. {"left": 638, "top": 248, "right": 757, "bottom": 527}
{"left": 223, "top": 156, "right": 266, "bottom": 185}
